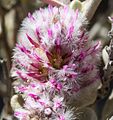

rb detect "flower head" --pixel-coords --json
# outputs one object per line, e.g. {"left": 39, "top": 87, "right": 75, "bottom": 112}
{"left": 11, "top": 6, "right": 100, "bottom": 120}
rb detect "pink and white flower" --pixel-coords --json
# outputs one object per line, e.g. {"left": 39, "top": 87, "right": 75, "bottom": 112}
{"left": 11, "top": 6, "right": 101, "bottom": 120}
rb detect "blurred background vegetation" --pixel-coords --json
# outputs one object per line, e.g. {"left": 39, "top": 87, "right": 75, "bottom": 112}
{"left": 0, "top": 0, "right": 113, "bottom": 120}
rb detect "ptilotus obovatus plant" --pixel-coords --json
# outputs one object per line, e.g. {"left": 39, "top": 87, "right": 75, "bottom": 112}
{"left": 10, "top": 1, "right": 102, "bottom": 120}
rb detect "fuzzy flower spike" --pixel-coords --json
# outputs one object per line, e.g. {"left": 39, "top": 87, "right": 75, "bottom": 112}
{"left": 11, "top": 5, "right": 101, "bottom": 120}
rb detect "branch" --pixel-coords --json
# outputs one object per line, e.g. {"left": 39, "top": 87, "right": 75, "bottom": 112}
{"left": 41, "top": 0, "right": 65, "bottom": 7}
{"left": 82, "top": 0, "right": 102, "bottom": 21}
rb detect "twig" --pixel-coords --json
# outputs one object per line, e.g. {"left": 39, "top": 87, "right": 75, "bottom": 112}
{"left": 41, "top": 0, "right": 65, "bottom": 7}
{"left": 1, "top": 15, "right": 11, "bottom": 67}
{"left": 82, "top": 0, "right": 102, "bottom": 21}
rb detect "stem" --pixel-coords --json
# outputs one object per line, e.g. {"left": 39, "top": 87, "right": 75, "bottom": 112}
{"left": 41, "top": 0, "right": 65, "bottom": 7}
{"left": 82, "top": 0, "right": 102, "bottom": 21}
